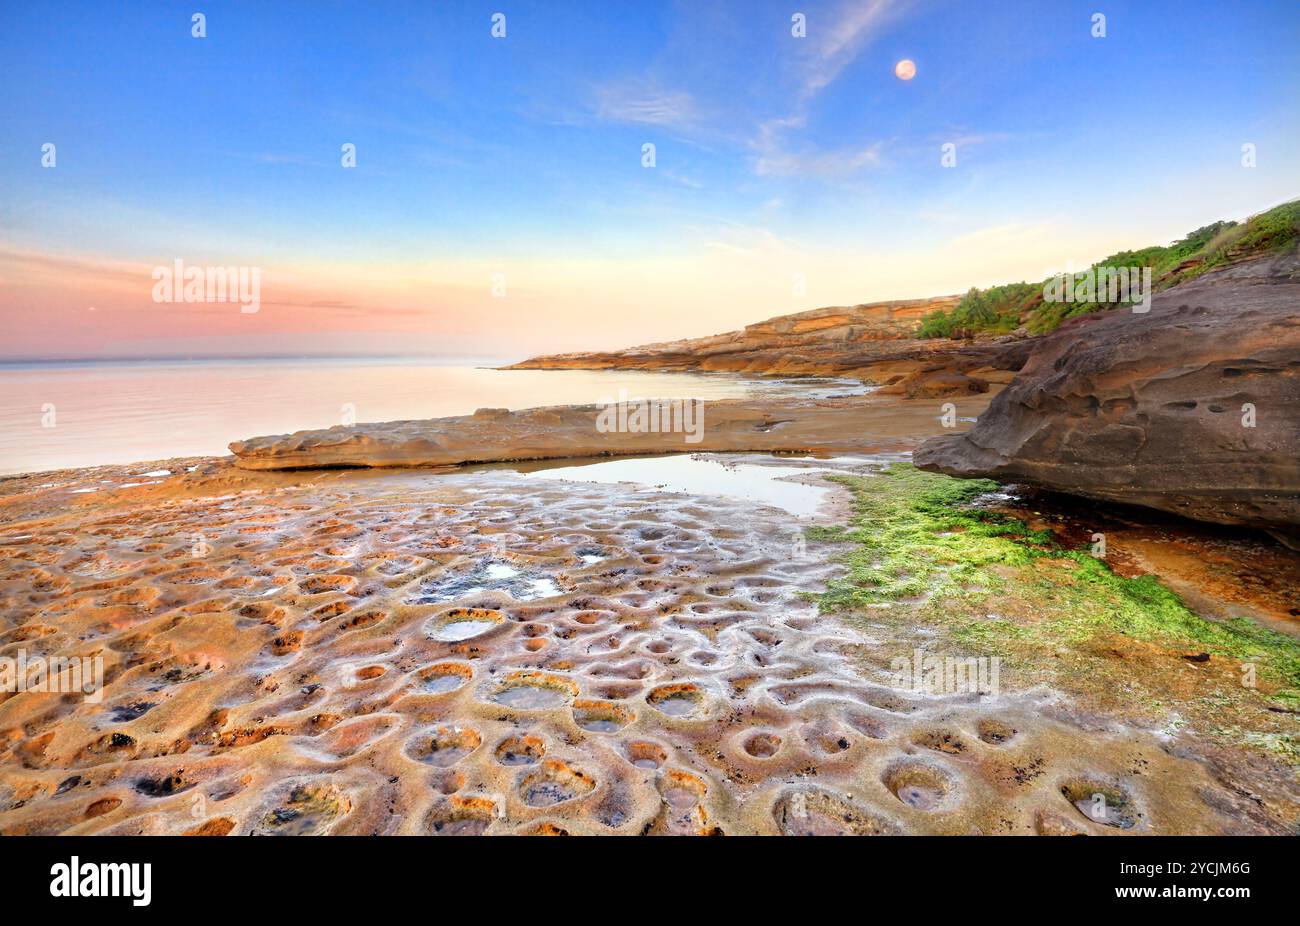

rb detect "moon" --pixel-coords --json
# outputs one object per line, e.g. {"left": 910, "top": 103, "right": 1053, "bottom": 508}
{"left": 894, "top": 59, "right": 916, "bottom": 81}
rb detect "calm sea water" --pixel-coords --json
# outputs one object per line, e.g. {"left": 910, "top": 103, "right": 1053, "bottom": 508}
{"left": 0, "top": 358, "right": 857, "bottom": 476}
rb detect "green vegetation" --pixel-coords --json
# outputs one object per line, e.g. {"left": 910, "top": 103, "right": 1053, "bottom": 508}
{"left": 915, "top": 282, "right": 1039, "bottom": 339}
{"left": 915, "top": 199, "right": 1300, "bottom": 338}
{"left": 807, "top": 466, "right": 1050, "bottom": 608}
{"left": 1241, "top": 732, "right": 1300, "bottom": 764}
{"left": 811, "top": 464, "right": 1300, "bottom": 724}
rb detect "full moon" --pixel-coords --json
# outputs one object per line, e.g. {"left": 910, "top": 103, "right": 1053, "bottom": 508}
{"left": 894, "top": 59, "right": 916, "bottom": 80}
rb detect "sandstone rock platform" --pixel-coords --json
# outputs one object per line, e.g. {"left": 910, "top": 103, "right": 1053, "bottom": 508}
{"left": 229, "top": 393, "right": 995, "bottom": 471}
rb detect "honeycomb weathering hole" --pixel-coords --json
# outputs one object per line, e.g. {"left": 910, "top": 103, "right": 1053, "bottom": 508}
{"left": 251, "top": 781, "right": 352, "bottom": 836}
{"left": 658, "top": 768, "right": 708, "bottom": 807}
{"left": 427, "top": 794, "right": 497, "bottom": 835}
{"left": 518, "top": 759, "right": 597, "bottom": 807}
{"left": 627, "top": 741, "right": 667, "bottom": 769}
{"left": 977, "top": 719, "right": 1016, "bottom": 745}
{"left": 743, "top": 732, "right": 782, "bottom": 758}
{"left": 416, "top": 726, "right": 482, "bottom": 767}
{"left": 416, "top": 661, "right": 473, "bottom": 694}
{"left": 495, "top": 734, "right": 546, "bottom": 766}
{"left": 572, "top": 699, "right": 634, "bottom": 733}
{"left": 650, "top": 769, "right": 714, "bottom": 835}
{"left": 882, "top": 760, "right": 952, "bottom": 811}
{"left": 647, "top": 683, "right": 704, "bottom": 718}
{"left": 912, "top": 729, "right": 966, "bottom": 755}
{"left": 300, "top": 574, "right": 357, "bottom": 595}
{"left": 338, "top": 609, "right": 386, "bottom": 633}
{"left": 425, "top": 607, "right": 506, "bottom": 642}
{"left": 1061, "top": 778, "right": 1139, "bottom": 829}
{"left": 86, "top": 797, "right": 122, "bottom": 818}
{"left": 773, "top": 788, "right": 900, "bottom": 836}
{"left": 491, "top": 671, "right": 580, "bottom": 710}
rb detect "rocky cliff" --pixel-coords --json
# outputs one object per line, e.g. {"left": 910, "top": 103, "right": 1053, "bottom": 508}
{"left": 504, "top": 295, "right": 1025, "bottom": 382}
{"left": 915, "top": 249, "right": 1300, "bottom": 543}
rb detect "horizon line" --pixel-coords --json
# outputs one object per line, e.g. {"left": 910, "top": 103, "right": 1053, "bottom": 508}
{"left": 0, "top": 352, "right": 521, "bottom": 366}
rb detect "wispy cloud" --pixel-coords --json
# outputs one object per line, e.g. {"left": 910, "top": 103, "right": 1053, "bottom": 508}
{"left": 755, "top": 137, "right": 884, "bottom": 177}
{"left": 745, "top": 0, "right": 913, "bottom": 179}
{"left": 0, "top": 248, "right": 150, "bottom": 290}
{"left": 750, "top": 113, "right": 885, "bottom": 179}
{"left": 799, "top": 0, "right": 913, "bottom": 98}
{"left": 591, "top": 82, "right": 699, "bottom": 129}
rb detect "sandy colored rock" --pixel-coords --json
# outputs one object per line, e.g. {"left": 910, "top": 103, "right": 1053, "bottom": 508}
{"left": 1, "top": 453, "right": 1293, "bottom": 835}
{"left": 228, "top": 392, "right": 999, "bottom": 470}
{"left": 915, "top": 251, "right": 1300, "bottom": 541}
{"left": 876, "top": 368, "right": 991, "bottom": 399}
{"left": 506, "top": 295, "right": 1033, "bottom": 384}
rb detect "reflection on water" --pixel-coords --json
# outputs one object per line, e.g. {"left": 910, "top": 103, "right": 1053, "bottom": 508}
{"left": 0, "top": 358, "right": 860, "bottom": 475}
{"left": 517, "top": 453, "right": 848, "bottom": 517}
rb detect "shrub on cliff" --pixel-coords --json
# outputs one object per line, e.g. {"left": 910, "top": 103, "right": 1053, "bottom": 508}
{"left": 917, "top": 199, "right": 1299, "bottom": 339}
{"left": 917, "top": 282, "right": 1039, "bottom": 339}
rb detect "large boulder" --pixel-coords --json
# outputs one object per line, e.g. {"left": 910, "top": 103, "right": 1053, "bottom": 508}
{"left": 915, "top": 250, "right": 1300, "bottom": 544}
{"left": 876, "top": 368, "right": 991, "bottom": 399}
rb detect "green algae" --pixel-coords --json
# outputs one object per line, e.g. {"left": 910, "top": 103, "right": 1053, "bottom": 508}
{"left": 811, "top": 463, "right": 1300, "bottom": 706}
{"left": 810, "top": 466, "right": 1050, "bottom": 610}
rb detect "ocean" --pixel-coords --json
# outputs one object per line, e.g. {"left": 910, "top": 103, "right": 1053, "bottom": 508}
{"left": 0, "top": 357, "right": 858, "bottom": 476}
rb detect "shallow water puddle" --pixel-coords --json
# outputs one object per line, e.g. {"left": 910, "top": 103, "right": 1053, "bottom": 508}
{"left": 518, "top": 454, "right": 833, "bottom": 517}
{"left": 652, "top": 695, "right": 697, "bottom": 717}
{"left": 431, "top": 619, "right": 498, "bottom": 642}
{"left": 422, "top": 674, "right": 466, "bottom": 694}
{"left": 424, "top": 608, "right": 506, "bottom": 642}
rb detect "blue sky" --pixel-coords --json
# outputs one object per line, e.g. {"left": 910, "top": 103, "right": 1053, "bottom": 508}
{"left": 1, "top": 0, "right": 1298, "bottom": 359}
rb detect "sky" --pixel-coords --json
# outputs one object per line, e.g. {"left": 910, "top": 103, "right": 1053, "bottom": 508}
{"left": 1, "top": 0, "right": 1298, "bottom": 361}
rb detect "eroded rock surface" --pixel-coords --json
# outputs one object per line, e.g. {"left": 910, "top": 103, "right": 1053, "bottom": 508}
{"left": 228, "top": 394, "right": 994, "bottom": 471}
{"left": 1, "top": 455, "right": 1290, "bottom": 835}
{"left": 916, "top": 252, "right": 1300, "bottom": 541}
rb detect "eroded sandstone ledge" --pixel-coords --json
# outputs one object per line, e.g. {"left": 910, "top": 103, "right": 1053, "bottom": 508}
{"left": 916, "top": 250, "right": 1300, "bottom": 541}
{"left": 504, "top": 295, "right": 1032, "bottom": 386}
{"left": 229, "top": 393, "right": 990, "bottom": 471}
